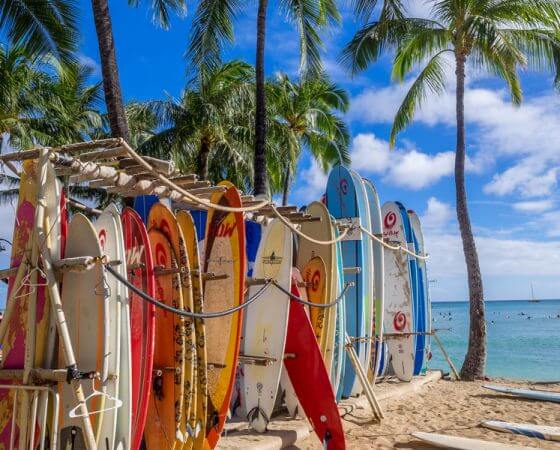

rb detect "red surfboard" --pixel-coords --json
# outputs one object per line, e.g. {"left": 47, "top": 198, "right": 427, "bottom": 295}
{"left": 284, "top": 272, "right": 345, "bottom": 450}
{"left": 122, "top": 207, "right": 156, "bottom": 450}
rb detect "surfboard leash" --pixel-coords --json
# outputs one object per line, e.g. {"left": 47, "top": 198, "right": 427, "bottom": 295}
{"left": 106, "top": 265, "right": 273, "bottom": 318}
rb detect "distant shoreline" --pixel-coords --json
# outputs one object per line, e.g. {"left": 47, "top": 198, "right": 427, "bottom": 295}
{"left": 433, "top": 298, "right": 560, "bottom": 303}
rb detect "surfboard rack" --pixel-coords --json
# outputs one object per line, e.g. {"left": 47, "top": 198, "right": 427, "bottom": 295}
{"left": 238, "top": 354, "right": 277, "bottom": 366}
{"left": 0, "top": 257, "right": 121, "bottom": 280}
{"left": 343, "top": 267, "right": 362, "bottom": 274}
{"left": 201, "top": 272, "right": 229, "bottom": 282}
{"left": 246, "top": 277, "right": 271, "bottom": 287}
{"left": 344, "top": 334, "right": 384, "bottom": 421}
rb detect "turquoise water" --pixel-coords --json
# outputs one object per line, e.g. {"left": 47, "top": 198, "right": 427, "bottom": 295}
{"left": 428, "top": 300, "right": 560, "bottom": 381}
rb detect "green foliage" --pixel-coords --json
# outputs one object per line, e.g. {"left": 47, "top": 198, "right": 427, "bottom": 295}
{"left": 0, "top": 0, "right": 78, "bottom": 62}
{"left": 343, "top": 0, "right": 560, "bottom": 145}
{"left": 187, "top": 0, "right": 341, "bottom": 74}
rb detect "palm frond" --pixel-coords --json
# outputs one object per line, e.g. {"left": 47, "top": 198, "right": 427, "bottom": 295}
{"left": 390, "top": 50, "right": 449, "bottom": 146}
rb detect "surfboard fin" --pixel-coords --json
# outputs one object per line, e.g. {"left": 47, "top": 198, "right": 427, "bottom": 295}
{"left": 247, "top": 406, "right": 270, "bottom": 430}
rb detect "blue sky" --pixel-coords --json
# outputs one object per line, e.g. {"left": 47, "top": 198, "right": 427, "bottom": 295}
{"left": 3, "top": 0, "right": 560, "bottom": 302}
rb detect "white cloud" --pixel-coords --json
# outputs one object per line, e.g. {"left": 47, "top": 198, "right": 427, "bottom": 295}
{"left": 292, "top": 159, "right": 328, "bottom": 203}
{"left": 350, "top": 80, "right": 560, "bottom": 201}
{"left": 350, "top": 133, "right": 455, "bottom": 189}
{"left": 420, "top": 198, "right": 560, "bottom": 300}
{"left": 513, "top": 199, "right": 555, "bottom": 213}
{"left": 422, "top": 197, "right": 454, "bottom": 230}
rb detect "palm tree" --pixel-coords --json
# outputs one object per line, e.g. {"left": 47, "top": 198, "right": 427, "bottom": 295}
{"left": 129, "top": 61, "right": 256, "bottom": 188}
{"left": 91, "top": 0, "right": 187, "bottom": 141}
{"left": 0, "top": 0, "right": 78, "bottom": 61}
{"left": 188, "top": 0, "right": 341, "bottom": 197}
{"left": 343, "top": 0, "right": 560, "bottom": 379}
{"left": 0, "top": 44, "right": 47, "bottom": 150}
{"left": 268, "top": 72, "right": 350, "bottom": 204}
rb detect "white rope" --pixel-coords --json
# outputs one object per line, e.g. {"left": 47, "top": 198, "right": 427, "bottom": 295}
{"left": 117, "top": 141, "right": 351, "bottom": 246}
{"left": 270, "top": 205, "right": 350, "bottom": 245}
{"left": 360, "top": 226, "right": 429, "bottom": 260}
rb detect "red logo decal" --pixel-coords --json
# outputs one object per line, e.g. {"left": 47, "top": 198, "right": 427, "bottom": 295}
{"left": 340, "top": 179, "right": 348, "bottom": 195}
{"left": 216, "top": 222, "right": 235, "bottom": 238}
{"left": 393, "top": 311, "right": 407, "bottom": 331}
{"left": 311, "top": 270, "right": 321, "bottom": 292}
{"left": 384, "top": 211, "right": 397, "bottom": 229}
{"left": 98, "top": 229, "right": 107, "bottom": 250}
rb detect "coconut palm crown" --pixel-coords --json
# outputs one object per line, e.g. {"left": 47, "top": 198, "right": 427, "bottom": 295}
{"left": 343, "top": 0, "right": 560, "bottom": 380}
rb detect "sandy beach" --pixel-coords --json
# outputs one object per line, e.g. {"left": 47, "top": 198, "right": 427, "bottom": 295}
{"left": 293, "top": 377, "right": 560, "bottom": 449}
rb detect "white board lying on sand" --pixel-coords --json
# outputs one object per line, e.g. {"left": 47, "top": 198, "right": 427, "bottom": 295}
{"left": 482, "top": 420, "right": 560, "bottom": 441}
{"left": 483, "top": 384, "right": 560, "bottom": 403}
{"left": 412, "top": 432, "right": 536, "bottom": 450}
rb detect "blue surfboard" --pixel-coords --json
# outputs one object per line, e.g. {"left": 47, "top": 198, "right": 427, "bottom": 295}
{"left": 133, "top": 195, "right": 159, "bottom": 224}
{"left": 326, "top": 165, "right": 368, "bottom": 398}
{"left": 334, "top": 227, "right": 346, "bottom": 402}
{"left": 245, "top": 220, "right": 262, "bottom": 277}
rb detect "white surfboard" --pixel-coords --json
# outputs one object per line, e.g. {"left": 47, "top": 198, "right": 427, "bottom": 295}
{"left": 58, "top": 214, "right": 107, "bottom": 449}
{"left": 382, "top": 202, "right": 415, "bottom": 382}
{"left": 106, "top": 204, "right": 132, "bottom": 450}
{"left": 362, "top": 178, "right": 385, "bottom": 383}
{"left": 242, "top": 219, "right": 293, "bottom": 432}
{"left": 94, "top": 207, "right": 122, "bottom": 448}
{"left": 483, "top": 385, "right": 560, "bottom": 403}
{"left": 482, "top": 420, "right": 560, "bottom": 441}
{"left": 413, "top": 432, "right": 536, "bottom": 449}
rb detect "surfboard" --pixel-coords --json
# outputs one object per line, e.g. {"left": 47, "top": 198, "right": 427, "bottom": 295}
{"left": 145, "top": 229, "right": 185, "bottom": 450}
{"left": 232, "top": 220, "right": 262, "bottom": 419}
{"left": 148, "top": 204, "right": 196, "bottom": 445}
{"left": 408, "top": 210, "right": 430, "bottom": 375}
{"left": 351, "top": 171, "right": 373, "bottom": 397}
{"left": 326, "top": 165, "right": 367, "bottom": 397}
{"left": 412, "top": 432, "right": 535, "bottom": 449}
{"left": 176, "top": 210, "right": 208, "bottom": 450}
{"left": 382, "top": 202, "right": 415, "bottom": 382}
{"left": 334, "top": 233, "right": 346, "bottom": 402}
{"left": 134, "top": 195, "right": 159, "bottom": 224}
{"left": 297, "top": 202, "right": 337, "bottom": 378}
{"left": 58, "top": 213, "right": 106, "bottom": 449}
{"left": 302, "top": 256, "right": 328, "bottom": 344}
{"left": 203, "top": 181, "right": 245, "bottom": 448}
{"left": 0, "top": 160, "right": 64, "bottom": 449}
{"left": 284, "top": 272, "right": 345, "bottom": 449}
{"left": 106, "top": 204, "right": 132, "bottom": 450}
{"left": 363, "top": 179, "right": 385, "bottom": 383}
{"left": 122, "top": 207, "right": 156, "bottom": 450}
{"left": 94, "top": 207, "right": 123, "bottom": 449}
{"left": 482, "top": 420, "right": 560, "bottom": 441}
{"left": 280, "top": 268, "right": 306, "bottom": 418}
{"left": 483, "top": 385, "right": 560, "bottom": 403}
{"left": 243, "top": 219, "right": 292, "bottom": 432}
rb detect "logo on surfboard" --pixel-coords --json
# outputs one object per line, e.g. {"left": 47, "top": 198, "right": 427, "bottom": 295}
{"left": 339, "top": 179, "right": 349, "bottom": 195}
{"left": 263, "top": 251, "right": 282, "bottom": 265}
{"left": 393, "top": 311, "right": 407, "bottom": 331}
{"left": 384, "top": 211, "right": 397, "bottom": 230}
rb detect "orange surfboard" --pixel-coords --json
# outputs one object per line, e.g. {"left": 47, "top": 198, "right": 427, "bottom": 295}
{"left": 145, "top": 230, "right": 185, "bottom": 450}
{"left": 203, "top": 181, "right": 245, "bottom": 449}
{"left": 148, "top": 204, "right": 196, "bottom": 445}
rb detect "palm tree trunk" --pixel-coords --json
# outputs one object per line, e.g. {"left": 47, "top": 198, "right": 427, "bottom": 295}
{"left": 253, "top": 0, "right": 269, "bottom": 197}
{"left": 282, "top": 165, "right": 291, "bottom": 206}
{"left": 197, "top": 138, "right": 210, "bottom": 180}
{"left": 455, "top": 53, "right": 486, "bottom": 380}
{"left": 92, "top": 0, "right": 130, "bottom": 142}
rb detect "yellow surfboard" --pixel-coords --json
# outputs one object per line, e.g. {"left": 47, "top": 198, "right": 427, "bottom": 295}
{"left": 297, "top": 201, "right": 337, "bottom": 373}
{"left": 203, "top": 181, "right": 246, "bottom": 449}
{"left": 177, "top": 210, "right": 208, "bottom": 450}
{"left": 148, "top": 204, "right": 196, "bottom": 447}
{"left": 302, "top": 256, "right": 328, "bottom": 343}
{"left": 145, "top": 230, "right": 186, "bottom": 450}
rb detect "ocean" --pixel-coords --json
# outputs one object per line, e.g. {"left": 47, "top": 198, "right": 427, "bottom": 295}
{"left": 429, "top": 300, "right": 560, "bottom": 381}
